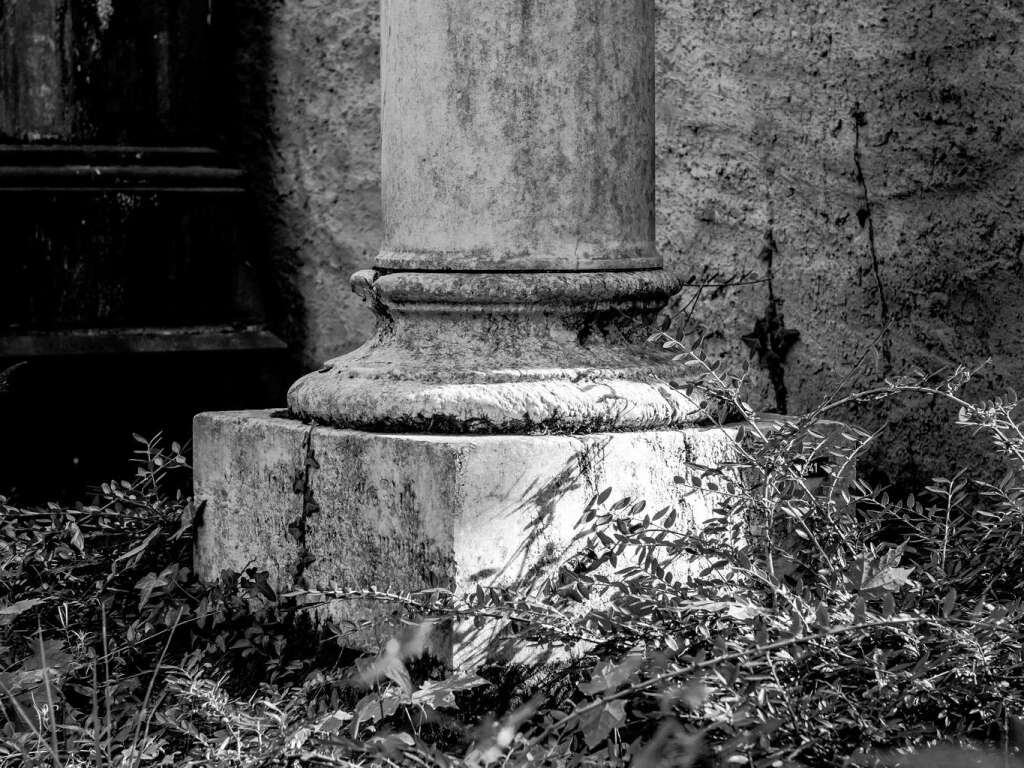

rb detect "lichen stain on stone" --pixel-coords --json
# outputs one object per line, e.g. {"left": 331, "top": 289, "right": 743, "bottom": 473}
{"left": 444, "top": 4, "right": 478, "bottom": 130}
{"left": 95, "top": 0, "right": 114, "bottom": 33}
{"left": 518, "top": 0, "right": 534, "bottom": 28}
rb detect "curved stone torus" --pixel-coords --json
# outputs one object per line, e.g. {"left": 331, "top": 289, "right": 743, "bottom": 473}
{"left": 286, "top": 269, "right": 704, "bottom": 433}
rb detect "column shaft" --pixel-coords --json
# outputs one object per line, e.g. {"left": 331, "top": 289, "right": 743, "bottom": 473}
{"left": 379, "top": 0, "right": 656, "bottom": 272}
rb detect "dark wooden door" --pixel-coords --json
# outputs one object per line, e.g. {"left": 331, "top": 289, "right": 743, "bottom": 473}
{"left": 0, "top": 0, "right": 285, "bottom": 497}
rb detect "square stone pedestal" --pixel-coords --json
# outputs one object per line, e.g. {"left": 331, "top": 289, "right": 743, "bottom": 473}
{"left": 193, "top": 410, "right": 736, "bottom": 666}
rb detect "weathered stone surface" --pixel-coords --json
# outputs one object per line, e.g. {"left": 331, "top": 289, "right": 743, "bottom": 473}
{"left": 230, "top": 0, "right": 381, "bottom": 369}
{"left": 379, "top": 0, "right": 656, "bottom": 272}
{"left": 655, "top": 0, "right": 1024, "bottom": 484}
{"left": 193, "top": 409, "right": 736, "bottom": 663}
{"left": 287, "top": 270, "right": 704, "bottom": 432}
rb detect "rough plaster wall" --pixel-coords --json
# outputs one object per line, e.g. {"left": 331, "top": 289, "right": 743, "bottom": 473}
{"left": 232, "top": 0, "right": 380, "bottom": 370}
{"left": 656, "top": 0, "right": 1024, "bottom": 486}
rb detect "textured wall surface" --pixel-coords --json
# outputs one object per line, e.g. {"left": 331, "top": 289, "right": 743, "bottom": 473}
{"left": 230, "top": 0, "right": 381, "bottom": 369}
{"left": 245, "top": 1, "right": 1024, "bottom": 485}
{"left": 656, "top": 0, "right": 1024, "bottom": 486}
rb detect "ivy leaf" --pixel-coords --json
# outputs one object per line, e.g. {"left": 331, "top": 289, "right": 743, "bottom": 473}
{"left": 381, "top": 655, "right": 414, "bottom": 696}
{"left": 3, "top": 638, "right": 74, "bottom": 696}
{"left": 861, "top": 566, "right": 915, "bottom": 595}
{"left": 815, "top": 602, "right": 830, "bottom": 629}
{"left": 353, "top": 691, "right": 402, "bottom": 728}
{"left": 579, "top": 700, "right": 628, "bottom": 748}
{"left": 847, "top": 555, "right": 915, "bottom": 598}
{"left": 578, "top": 653, "right": 642, "bottom": 695}
{"left": 316, "top": 710, "right": 354, "bottom": 735}
{"left": 357, "top": 639, "right": 414, "bottom": 695}
{"left": 135, "top": 572, "right": 168, "bottom": 608}
{"left": 853, "top": 596, "right": 867, "bottom": 625}
{"left": 660, "top": 679, "right": 707, "bottom": 712}
{"left": 633, "top": 720, "right": 706, "bottom": 768}
{"left": 67, "top": 522, "right": 85, "bottom": 554}
{"left": 789, "top": 609, "right": 803, "bottom": 636}
{"left": 253, "top": 572, "right": 277, "bottom": 602}
{"left": 726, "top": 602, "right": 769, "bottom": 621}
{"left": 0, "top": 598, "right": 46, "bottom": 620}
{"left": 170, "top": 500, "right": 200, "bottom": 542}
{"left": 941, "top": 587, "right": 957, "bottom": 617}
{"left": 882, "top": 591, "right": 896, "bottom": 618}
{"left": 413, "top": 674, "right": 488, "bottom": 710}
{"left": 113, "top": 527, "right": 161, "bottom": 571}
{"left": 23, "top": 638, "right": 73, "bottom": 673}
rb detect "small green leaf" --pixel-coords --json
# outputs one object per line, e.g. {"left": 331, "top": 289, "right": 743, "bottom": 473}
{"left": 579, "top": 653, "right": 643, "bottom": 695}
{"left": 941, "top": 587, "right": 957, "bottom": 617}
{"left": 579, "top": 700, "right": 628, "bottom": 748}
{"left": 853, "top": 596, "right": 867, "bottom": 625}
{"left": 882, "top": 591, "right": 896, "bottom": 618}
{"left": 0, "top": 598, "right": 46, "bottom": 617}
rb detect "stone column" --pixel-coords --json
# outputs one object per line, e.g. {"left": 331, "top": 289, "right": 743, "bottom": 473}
{"left": 286, "top": 0, "right": 699, "bottom": 433}
{"left": 194, "top": 0, "right": 729, "bottom": 664}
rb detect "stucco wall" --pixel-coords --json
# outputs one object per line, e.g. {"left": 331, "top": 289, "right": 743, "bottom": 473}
{"left": 230, "top": 0, "right": 381, "bottom": 370}
{"left": 243, "top": 1, "right": 1024, "bottom": 485}
{"left": 656, "top": 0, "right": 1024, "bottom": 486}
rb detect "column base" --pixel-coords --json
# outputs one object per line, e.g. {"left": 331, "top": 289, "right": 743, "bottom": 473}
{"left": 193, "top": 409, "right": 736, "bottom": 667}
{"left": 286, "top": 270, "right": 705, "bottom": 433}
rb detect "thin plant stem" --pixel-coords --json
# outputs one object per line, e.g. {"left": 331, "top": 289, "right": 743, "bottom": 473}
{"left": 37, "top": 623, "right": 61, "bottom": 768}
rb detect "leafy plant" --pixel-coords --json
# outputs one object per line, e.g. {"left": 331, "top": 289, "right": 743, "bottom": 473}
{"left": 2, "top": 334, "right": 1024, "bottom": 767}
{"left": 293, "top": 335, "right": 1024, "bottom": 766}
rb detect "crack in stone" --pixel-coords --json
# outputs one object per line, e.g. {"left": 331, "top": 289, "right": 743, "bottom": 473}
{"left": 852, "top": 103, "right": 893, "bottom": 374}
{"left": 288, "top": 426, "right": 320, "bottom": 588}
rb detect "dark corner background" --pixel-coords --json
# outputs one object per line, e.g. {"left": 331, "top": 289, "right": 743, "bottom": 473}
{"left": 0, "top": 0, "right": 316, "bottom": 499}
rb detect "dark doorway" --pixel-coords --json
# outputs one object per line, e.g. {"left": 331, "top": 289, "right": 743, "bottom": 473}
{"left": 0, "top": 0, "right": 288, "bottom": 499}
